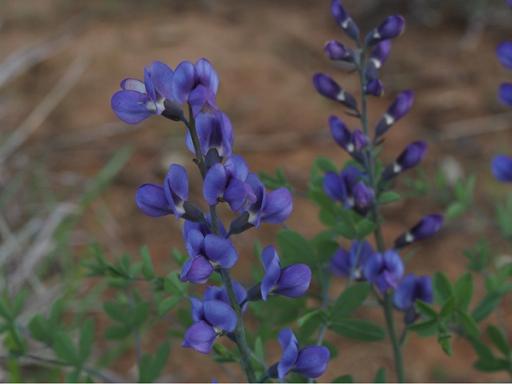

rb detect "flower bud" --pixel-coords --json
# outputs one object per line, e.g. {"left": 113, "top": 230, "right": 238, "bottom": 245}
{"left": 365, "top": 79, "right": 384, "bottom": 96}
{"left": 370, "top": 40, "right": 392, "bottom": 69}
{"left": 324, "top": 40, "right": 353, "bottom": 62}
{"left": 394, "top": 214, "right": 443, "bottom": 248}
{"left": 366, "top": 15, "right": 405, "bottom": 47}
{"left": 375, "top": 90, "right": 414, "bottom": 138}
{"left": 492, "top": 154, "right": 512, "bottom": 182}
{"left": 330, "top": 0, "right": 360, "bottom": 41}
{"left": 499, "top": 83, "right": 512, "bottom": 107}
{"left": 329, "top": 115, "right": 351, "bottom": 150}
{"left": 313, "top": 73, "right": 357, "bottom": 110}
{"left": 383, "top": 141, "right": 427, "bottom": 180}
{"left": 352, "top": 181, "right": 375, "bottom": 212}
{"left": 393, "top": 274, "right": 433, "bottom": 324}
{"left": 497, "top": 41, "right": 512, "bottom": 69}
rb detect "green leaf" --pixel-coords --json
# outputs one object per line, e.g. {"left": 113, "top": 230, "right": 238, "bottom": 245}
{"left": 332, "top": 375, "right": 354, "bottom": 383}
{"left": 474, "top": 358, "right": 510, "bottom": 372}
{"left": 277, "top": 229, "right": 315, "bottom": 265}
{"left": 355, "top": 219, "right": 376, "bottom": 239}
{"left": 458, "top": 310, "right": 479, "bottom": 338}
{"left": 329, "top": 319, "right": 385, "bottom": 341}
{"left": 437, "top": 324, "right": 453, "bottom": 356}
{"left": 487, "top": 325, "right": 510, "bottom": 356}
{"left": 433, "top": 272, "right": 453, "bottom": 306}
{"left": 140, "top": 246, "right": 155, "bottom": 279}
{"left": 331, "top": 282, "right": 371, "bottom": 318}
{"left": 158, "top": 296, "right": 181, "bottom": 316}
{"left": 408, "top": 319, "right": 438, "bottom": 336}
{"left": 472, "top": 292, "right": 503, "bottom": 322}
{"left": 53, "top": 332, "right": 79, "bottom": 365}
{"left": 105, "top": 324, "right": 131, "bottom": 340}
{"left": 28, "top": 315, "right": 52, "bottom": 344}
{"left": 253, "top": 337, "right": 265, "bottom": 368}
{"left": 445, "top": 202, "right": 466, "bottom": 220}
{"left": 377, "top": 191, "right": 401, "bottom": 205}
{"left": 103, "top": 301, "right": 130, "bottom": 324}
{"left": 79, "top": 318, "right": 94, "bottom": 362}
{"left": 138, "top": 342, "right": 170, "bottom": 383}
{"left": 373, "top": 368, "right": 386, "bottom": 383}
{"left": 453, "top": 272, "right": 473, "bottom": 311}
{"left": 439, "top": 297, "right": 455, "bottom": 319}
{"left": 415, "top": 300, "right": 437, "bottom": 319}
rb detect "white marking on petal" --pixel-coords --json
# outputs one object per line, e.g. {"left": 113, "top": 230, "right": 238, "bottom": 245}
{"left": 371, "top": 58, "right": 382, "bottom": 69}
{"left": 393, "top": 163, "right": 402, "bottom": 173}
{"left": 384, "top": 113, "right": 394, "bottom": 125}
{"left": 347, "top": 143, "right": 355, "bottom": 153}
{"left": 122, "top": 79, "right": 146, "bottom": 93}
{"left": 347, "top": 197, "right": 355, "bottom": 207}
{"left": 145, "top": 101, "right": 157, "bottom": 112}
{"left": 373, "top": 30, "right": 381, "bottom": 39}
{"left": 337, "top": 91, "right": 346, "bottom": 101}
{"left": 341, "top": 17, "right": 351, "bottom": 29}
{"left": 405, "top": 232, "right": 414, "bottom": 243}
{"left": 176, "top": 200, "right": 186, "bottom": 216}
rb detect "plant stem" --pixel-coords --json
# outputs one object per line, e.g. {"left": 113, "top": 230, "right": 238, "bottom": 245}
{"left": 181, "top": 107, "right": 256, "bottom": 383}
{"left": 356, "top": 49, "right": 405, "bottom": 383}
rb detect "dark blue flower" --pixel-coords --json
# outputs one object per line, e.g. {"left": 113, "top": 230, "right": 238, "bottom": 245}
{"left": 323, "top": 166, "right": 374, "bottom": 214}
{"left": 313, "top": 73, "right": 358, "bottom": 110}
{"left": 203, "top": 156, "right": 255, "bottom": 212}
{"left": 366, "top": 15, "right": 405, "bottom": 47}
{"left": 204, "top": 281, "right": 248, "bottom": 311}
{"left": 331, "top": 240, "right": 375, "bottom": 279}
{"left": 271, "top": 328, "right": 330, "bottom": 380}
{"left": 365, "top": 79, "right": 384, "bottom": 96}
{"left": 364, "top": 250, "right": 404, "bottom": 294}
{"left": 324, "top": 40, "right": 354, "bottom": 62}
{"left": 394, "top": 274, "right": 433, "bottom": 324}
{"left": 111, "top": 61, "right": 174, "bottom": 124}
{"left": 135, "top": 184, "right": 173, "bottom": 217}
{"left": 180, "top": 256, "right": 214, "bottom": 284}
{"left": 497, "top": 42, "right": 512, "bottom": 69}
{"left": 330, "top": 0, "right": 359, "bottom": 41}
{"left": 186, "top": 111, "right": 233, "bottom": 157}
{"left": 163, "top": 164, "right": 189, "bottom": 218}
{"left": 260, "top": 246, "right": 311, "bottom": 300}
{"left": 365, "top": 40, "right": 392, "bottom": 82}
{"left": 375, "top": 90, "right": 414, "bottom": 137}
{"left": 499, "top": 83, "right": 512, "bottom": 106}
{"left": 492, "top": 155, "right": 512, "bottom": 182}
{"left": 182, "top": 298, "right": 237, "bottom": 354}
{"left": 383, "top": 141, "right": 427, "bottom": 180}
{"left": 329, "top": 116, "right": 368, "bottom": 157}
{"left": 394, "top": 214, "right": 443, "bottom": 248}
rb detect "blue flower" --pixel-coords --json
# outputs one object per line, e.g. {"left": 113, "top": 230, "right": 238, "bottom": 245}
{"left": 330, "top": 0, "right": 359, "bottom": 41}
{"left": 313, "top": 73, "right": 358, "bottom": 110}
{"left": 365, "top": 15, "right": 405, "bottom": 47}
{"left": 492, "top": 155, "right": 512, "bottom": 182}
{"left": 497, "top": 42, "right": 512, "bottom": 69}
{"left": 203, "top": 156, "right": 255, "bottom": 212}
{"left": 499, "top": 83, "right": 512, "bottom": 106}
{"left": 186, "top": 111, "right": 233, "bottom": 157}
{"left": 111, "top": 61, "right": 174, "bottom": 124}
{"left": 270, "top": 328, "right": 330, "bottom": 380}
{"left": 135, "top": 184, "right": 173, "bottom": 217}
{"left": 260, "top": 246, "right": 311, "bottom": 300}
{"left": 182, "top": 298, "right": 237, "bottom": 354}
{"left": 364, "top": 250, "right": 404, "bottom": 294}
{"left": 365, "top": 79, "right": 384, "bottom": 96}
{"left": 163, "top": 164, "right": 189, "bottom": 217}
{"left": 330, "top": 240, "right": 375, "bottom": 279}
{"left": 323, "top": 166, "right": 374, "bottom": 214}
{"left": 329, "top": 116, "right": 368, "bottom": 157}
{"left": 204, "top": 281, "right": 248, "bottom": 311}
{"left": 383, "top": 141, "right": 428, "bottom": 180}
{"left": 394, "top": 214, "right": 443, "bottom": 248}
{"left": 324, "top": 40, "right": 354, "bottom": 63}
{"left": 393, "top": 274, "right": 433, "bottom": 323}
{"left": 375, "top": 90, "right": 414, "bottom": 138}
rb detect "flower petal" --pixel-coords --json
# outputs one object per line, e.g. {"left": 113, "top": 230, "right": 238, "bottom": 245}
{"left": 260, "top": 246, "right": 282, "bottom": 300}
{"left": 148, "top": 61, "right": 174, "bottom": 100}
{"left": 195, "top": 58, "right": 219, "bottom": 94}
{"left": 171, "top": 60, "right": 196, "bottom": 104}
{"left": 120, "top": 78, "right": 146, "bottom": 93}
{"left": 261, "top": 187, "right": 293, "bottom": 224}
{"left": 492, "top": 154, "right": 512, "bottom": 182}
{"left": 203, "top": 163, "right": 227, "bottom": 205}
{"left": 180, "top": 256, "right": 213, "bottom": 284}
{"left": 203, "top": 300, "right": 237, "bottom": 332}
{"left": 277, "top": 328, "right": 299, "bottom": 379}
{"left": 182, "top": 320, "right": 217, "bottom": 354}
{"left": 164, "top": 164, "right": 189, "bottom": 215}
{"left": 294, "top": 346, "right": 330, "bottom": 378}
{"left": 111, "top": 90, "right": 153, "bottom": 124}
{"left": 275, "top": 264, "right": 312, "bottom": 298}
{"left": 204, "top": 234, "right": 238, "bottom": 269}
{"left": 135, "top": 184, "right": 172, "bottom": 217}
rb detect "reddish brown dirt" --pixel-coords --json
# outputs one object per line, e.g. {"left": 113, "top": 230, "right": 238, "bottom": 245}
{"left": 1, "top": 0, "right": 512, "bottom": 382}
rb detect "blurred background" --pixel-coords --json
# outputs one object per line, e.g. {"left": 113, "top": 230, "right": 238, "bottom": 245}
{"left": 1, "top": 0, "right": 512, "bottom": 382}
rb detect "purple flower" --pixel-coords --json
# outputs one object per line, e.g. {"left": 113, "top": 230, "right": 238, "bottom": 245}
{"left": 182, "top": 298, "right": 237, "bottom": 354}
{"left": 163, "top": 164, "right": 189, "bottom": 217}
{"left": 313, "top": 73, "right": 357, "bottom": 110}
{"left": 364, "top": 250, "right": 404, "bottom": 293}
{"left": 508, "top": 0, "right": 512, "bottom": 7}
{"left": 271, "top": 328, "right": 330, "bottom": 380}
{"left": 375, "top": 90, "right": 414, "bottom": 138}
{"left": 499, "top": 83, "right": 512, "bottom": 106}
{"left": 185, "top": 111, "right": 233, "bottom": 157}
{"left": 492, "top": 155, "right": 512, "bottom": 182}
{"left": 323, "top": 166, "right": 374, "bottom": 214}
{"left": 383, "top": 141, "right": 428, "bottom": 180}
{"left": 365, "top": 40, "right": 392, "bottom": 83}
{"left": 393, "top": 274, "right": 433, "bottom": 310}
{"left": 111, "top": 61, "right": 174, "bottom": 124}
{"left": 204, "top": 281, "right": 248, "bottom": 311}
{"left": 329, "top": 116, "right": 368, "bottom": 157}
{"left": 394, "top": 214, "right": 444, "bottom": 248}
{"left": 324, "top": 40, "right": 354, "bottom": 62}
{"left": 330, "top": 0, "right": 359, "bottom": 41}
{"left": 366, "top": 15, "right": 405, "bottom": 47}
{"left": 365, "top": 79, "right": 384, "bottom": 97}
{"left": 497, "top": 42, "right": 512, "bottom": 69}
{"left": 203, "top": 156, "right": 256, "bottom": 212}
{"left": 135, "top": 184, "right": 173, "bottom": 217}
{"left": 331, "top": 240, "right": 375, "bottom": 279}
{"left": 180, "top": 232, "right": 238, "bottom": 283}
{"left": 260, "top": 246, "right": 311, "bottom": 300}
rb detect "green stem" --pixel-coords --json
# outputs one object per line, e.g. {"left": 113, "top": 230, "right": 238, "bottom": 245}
{"left": 181, "top": 107, "right": 256, "bottom": 383}
{"left": 356, "top": 48, "right": 405, "bottom": 383}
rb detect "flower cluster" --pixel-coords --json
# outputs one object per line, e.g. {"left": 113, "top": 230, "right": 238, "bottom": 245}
{"left": 313, "top": 0, "right": 443, "bottom": 322}
{"left": 112, "top": 58, "right": 328, "bottom": 381}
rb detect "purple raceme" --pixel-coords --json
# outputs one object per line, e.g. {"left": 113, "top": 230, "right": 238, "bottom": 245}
{"left": 268, "top": 328, "right": 330, "bottom": 380}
